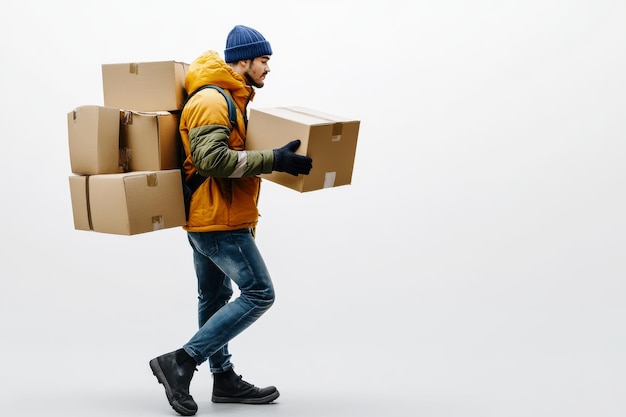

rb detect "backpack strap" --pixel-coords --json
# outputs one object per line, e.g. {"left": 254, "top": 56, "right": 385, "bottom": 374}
{"left": 182, "top": 85, "right": 238, "bottom": 192}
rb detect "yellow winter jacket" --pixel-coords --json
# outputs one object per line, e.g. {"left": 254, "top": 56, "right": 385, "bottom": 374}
{"left": 180, "top": 50, "right": 274, "bottom": 232}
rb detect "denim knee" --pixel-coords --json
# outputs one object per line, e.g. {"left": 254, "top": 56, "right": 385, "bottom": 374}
{"left": 245, "top": 286, "right": 275, "bottom": 311}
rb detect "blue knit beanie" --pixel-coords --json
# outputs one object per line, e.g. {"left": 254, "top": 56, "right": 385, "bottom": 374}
{"left": 224, "top": 25, "right": 273, "bottom": 62}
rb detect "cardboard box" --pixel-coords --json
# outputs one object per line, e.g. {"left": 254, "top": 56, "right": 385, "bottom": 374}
{"left": 67, "top": 105, "right": 123, "bottom": 175}
{"left": 246, "top": 107, "right": 360, "bottom": 192}
{"left": 120, "top": 110, "right": 179, "bottom": 171}
{"left": 68, "top": 170, "right": 186, "bottom": 235}
{"left": 68, "top": 175, "right": 91, "bottom": 232}
{"left": 102, "top": 60, "right": 189, "bottom": 112}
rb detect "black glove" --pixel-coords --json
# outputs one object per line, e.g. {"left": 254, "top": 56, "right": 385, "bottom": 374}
{"left": 273, "top": 139, "right": 313, "bottom": 176}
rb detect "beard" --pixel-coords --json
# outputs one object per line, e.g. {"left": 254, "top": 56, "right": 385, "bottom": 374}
{"left": 244, "top": 71, "right": 265, "bottom": 88}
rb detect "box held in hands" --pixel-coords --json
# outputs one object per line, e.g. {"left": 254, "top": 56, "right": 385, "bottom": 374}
{"left": 246, "top": 106, "right": 360, "bottom": 192}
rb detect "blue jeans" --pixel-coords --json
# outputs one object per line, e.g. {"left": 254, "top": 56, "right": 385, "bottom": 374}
{"left": 183, "top": 229, "right": 275, "bottom": 373}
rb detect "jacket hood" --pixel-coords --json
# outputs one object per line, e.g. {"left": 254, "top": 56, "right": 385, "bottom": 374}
{"left": 184, "top": 50, "right": 253, "bottom": 102}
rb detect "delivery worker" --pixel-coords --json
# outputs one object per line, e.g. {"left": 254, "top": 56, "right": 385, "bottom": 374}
{"left": 149, "top": 25, "right": 312, "bottom": 416}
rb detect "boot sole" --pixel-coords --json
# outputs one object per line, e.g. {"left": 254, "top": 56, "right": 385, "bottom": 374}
{"left": 212, "top": 389, "right": 280, "bottom": 404}
{"left": 149, "top": 358, "right": 197, "bottom": 416}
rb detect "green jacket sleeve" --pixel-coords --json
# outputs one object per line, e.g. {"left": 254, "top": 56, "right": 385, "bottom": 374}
{"left": 189, "top": 124, "right": 274, "bottom": 178}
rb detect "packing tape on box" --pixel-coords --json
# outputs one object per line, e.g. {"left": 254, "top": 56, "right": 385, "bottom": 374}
{"left": 146, "top": 173, "right": 158, "bottom": 187}
{"left": 323, "top": 172, "right": 336, "bottom": 189}
{"left": 152, "top": 215, "right": 164, "bottom": 231}
{"left": 279, "top": 107, "right": 344, "bottom": 141}
{"left": 331, "top": 123, "right": 343, "bottom": 141}
{"left": 129, "top": 63, "right": 139, "bottom": 74}
{"left": 122, "top": 110, "right": 133, "bottom": 125}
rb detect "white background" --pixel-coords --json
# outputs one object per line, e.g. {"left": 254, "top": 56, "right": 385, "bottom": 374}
{"left": 1, "top": 1, "right": 625, "bottom": 416}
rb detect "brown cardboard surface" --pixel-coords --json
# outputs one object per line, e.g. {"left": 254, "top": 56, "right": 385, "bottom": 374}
{"left": 68, "top": 170, "right": 186, "bottom": 235}
{"left": 68, "top": 175, "right": 91, "bottom": 231}
{"left": 67, "top": 105, "right": 123, "bottom": 175}
{"left": 102, "top": 61, "right": 189, "bottom": 112}
{"left": 120, "top": 110, "right": 179, "bottom": 171}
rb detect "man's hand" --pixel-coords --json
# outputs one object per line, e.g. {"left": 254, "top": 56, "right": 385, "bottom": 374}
{"left": 272, "top": 140, "right": 313, "bottom": 176}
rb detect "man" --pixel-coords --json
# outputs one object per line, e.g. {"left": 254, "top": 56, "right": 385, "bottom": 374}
{"left": 149, "top": 25, "right": 312, "bottom": 416}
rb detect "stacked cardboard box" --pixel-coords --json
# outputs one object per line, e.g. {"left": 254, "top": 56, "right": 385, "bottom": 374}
{"left": 67, "top": 61, "right": 189, "bottom": 235}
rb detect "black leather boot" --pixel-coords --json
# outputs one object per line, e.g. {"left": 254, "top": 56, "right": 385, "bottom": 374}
{"left": 149, "top": 349, "right": 198, "bottom": 416}
{"left": 212, "top": 368, "right": 280, "bottom": 404}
